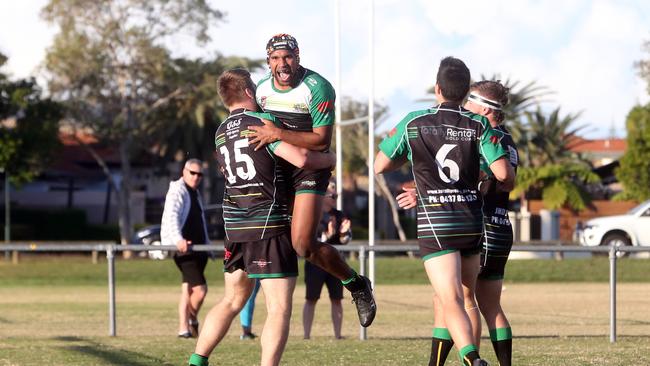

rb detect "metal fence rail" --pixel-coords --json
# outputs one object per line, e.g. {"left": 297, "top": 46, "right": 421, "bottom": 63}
{"left": 3, "top": 241, "right": 649, "bottom": 342}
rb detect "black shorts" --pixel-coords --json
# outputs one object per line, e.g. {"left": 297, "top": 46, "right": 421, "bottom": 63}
{"left": 304, "top": 260, "right": 343, "bottom": 300}
{"left": 419, "top": 235, "right": 482, "bottom": 261}
{"left": 174, "top": 252, "right": 208, "bottom": 287}
{"left": 478, "top": 221, "right": 513, "bottom": 280}
{"left": 291, "top": 167, "right": 331, "bottom": 195}
{"left": 223, "top": 233, "right": 298, "bottom": 279}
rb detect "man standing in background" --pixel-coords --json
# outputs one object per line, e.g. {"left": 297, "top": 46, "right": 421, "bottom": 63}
{"left": 161, "top": 159, "right": 210, "bottom": 338}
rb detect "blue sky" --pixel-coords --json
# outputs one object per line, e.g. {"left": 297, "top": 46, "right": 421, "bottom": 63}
{"left": 2, "top": 0, "right": 649, "bottom": 138}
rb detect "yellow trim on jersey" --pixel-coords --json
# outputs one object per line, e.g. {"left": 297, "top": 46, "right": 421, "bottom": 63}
{"left": 229, "top": 193, "right": 263, "bottom": 198}
{"left": 226, "top": 224, "right": 287, "bottom": 230}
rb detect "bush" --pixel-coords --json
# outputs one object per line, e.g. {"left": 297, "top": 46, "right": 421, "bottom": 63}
{"left": 1, "top": 207, "right": 118, "bottom": 241}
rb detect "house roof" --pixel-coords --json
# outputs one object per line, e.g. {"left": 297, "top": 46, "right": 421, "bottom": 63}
{"left": 43, "top": 130, "right": 152, "bottom": 179}
{"left": 568, "top": 137, "right": 626, "bottom": 153}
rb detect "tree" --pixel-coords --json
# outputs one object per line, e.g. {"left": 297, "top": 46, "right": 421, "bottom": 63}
{"left": 511, "top": 107, "right": 598, "bottom": 210}
{"left": 335, "top": 97, "right": 409, "bottom": 241}
{"left": 338, "top": 97, "right": 388, "bottom": 175}
{"left": 512, "top": 164, "right": 599, "bottom": 211}
{"left": 41, "top": 0, "right": 224, "bottom": 247}
{"left": 516, "top": 107, "right": 588, "bottom": 167}
{"left": 615, "top": 103, "right": 650, "bottom": 201}
{"left": 1, "top": 55, "right": 63, "bottom": 185}
{"left": 635, "top": 39, "right": 650, "bottom": 94}
{"left": 149, "top": 56, "right": 263, "bottom": 203}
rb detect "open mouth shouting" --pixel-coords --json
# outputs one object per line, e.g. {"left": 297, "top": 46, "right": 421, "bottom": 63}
{"left": 277, "top": 68, "right": 292, "bottom": 84}
{"left": 268, "top": 49, "right": 299, "bottom": 89}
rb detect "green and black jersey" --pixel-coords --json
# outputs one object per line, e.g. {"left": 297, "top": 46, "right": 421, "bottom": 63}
{"left": 478, "top": 124, "right": 519, "bottom": 279}
{"left": 379, "top": 102, "right": 507, "bottom": 250}
{"left": 214, "top": 109, "right": 290, "bottom": 242}
{"left": 256, "top": 66, "right": 335, "bottom": 135}
{"left": 480, "top": 124, "right": 519, "bottom": 219}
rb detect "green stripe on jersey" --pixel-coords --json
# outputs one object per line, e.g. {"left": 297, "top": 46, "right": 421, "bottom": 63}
{"left": 249, "top": 272, "right": 298, "bottom": 279}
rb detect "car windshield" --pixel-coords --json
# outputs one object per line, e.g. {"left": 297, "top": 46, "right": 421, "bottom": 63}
{"left": 627, "top": 199, "right": 650, "bottom": 215}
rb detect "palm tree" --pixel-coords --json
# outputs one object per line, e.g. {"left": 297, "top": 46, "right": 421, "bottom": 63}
{"left": 517, "top": 107, "right": 589, "bottom": 167}
{"left": 513, "top": 164, "right": 599, "bottom": 211}
{"left": 513, "top": 107, "right": 599, "bottom": 210}
{"left": 496, "top": 76, "right": 552, "bottom": 122}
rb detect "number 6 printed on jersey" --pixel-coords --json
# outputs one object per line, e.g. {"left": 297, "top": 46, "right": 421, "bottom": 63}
{"left": 435, "top": 144, "right": 459, "bottom": 183}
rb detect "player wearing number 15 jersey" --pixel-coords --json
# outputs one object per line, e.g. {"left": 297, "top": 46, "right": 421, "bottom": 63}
{"left": 189, "top": 69, "right": 335, "bottom": 366}
{"left": 375, "top": 57, "right": 515, "bottom": 366}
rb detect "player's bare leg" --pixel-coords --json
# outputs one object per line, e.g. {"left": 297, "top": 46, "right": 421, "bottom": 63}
{"left": 259, "top": 277, "right": 296, "bottom": 366}
{"left": 431, "top": 294, "right": 454, "bottom": 366}
{"left": 291, "top": 193, "right": 376, "bottom": 327}
{"left": 425, "top": 253, "right": 486, "bottom": 366}
{"left": 291, "top": 194, "right": 351, "bottom": 279}
{"left": 476, "top": 278, "right": 509, "bottom": 331}
{"left": 476, "top": 278, "right": 511, "bottom": 366}
{"left": 191, "top": 270, "right": 254, "bottom": 365}
{"left": 430, "top": 252, "right": 482, "bottom": 365}
{"left": 461, "top": 255, "right": 481, "bottom": 347}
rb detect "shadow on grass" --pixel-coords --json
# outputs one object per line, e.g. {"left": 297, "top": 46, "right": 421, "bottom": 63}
{"left": 52, "top": 336, "right": 174, "bottom": 366}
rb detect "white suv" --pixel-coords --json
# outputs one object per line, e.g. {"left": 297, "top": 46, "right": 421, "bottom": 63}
{"left": 575, "top": 199, "right": 650, "bottom": 251}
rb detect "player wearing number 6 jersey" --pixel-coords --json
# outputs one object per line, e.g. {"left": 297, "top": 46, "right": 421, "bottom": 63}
{"left": 374, "top": 57, "right": 514, "bottom": 366}
{"left": 189, "top": 69, "right": 335, "bottom": 366}
{"left": 392, "top": 80, "right": 518, "bottom": 366}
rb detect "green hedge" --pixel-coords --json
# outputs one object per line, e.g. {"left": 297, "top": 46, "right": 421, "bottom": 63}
{"left": 1, "top": 208, "right": 119, "bottom": 241}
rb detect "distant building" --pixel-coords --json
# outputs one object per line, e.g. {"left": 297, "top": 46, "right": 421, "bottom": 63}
{"left": 568, "top": 137, "right": 627, "bottom": 167}
{"left": 0, "top": 129, "right": 164, "bottom": 225}
{"left": 567, "top": 137, "right": 627, "bottom": 195}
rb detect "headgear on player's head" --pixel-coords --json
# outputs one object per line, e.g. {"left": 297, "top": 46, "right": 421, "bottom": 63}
{"left": 266, "top": 34, "right": 299, "bottom": 56}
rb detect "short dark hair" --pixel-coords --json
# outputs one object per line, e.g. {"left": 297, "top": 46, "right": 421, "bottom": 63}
{"left": 435, "top": 57, "right": 470, "bottom": 104}
{"left": 217, "top": 68, "right": 256, "bottom": 107}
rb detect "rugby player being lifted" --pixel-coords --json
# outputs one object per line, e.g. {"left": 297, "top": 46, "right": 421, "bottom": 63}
{"left": 249, "top": 34, "right": 376, "bottom": 327}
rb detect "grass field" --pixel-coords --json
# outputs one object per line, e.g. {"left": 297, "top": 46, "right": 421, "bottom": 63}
{"left": 1, "top": 255, "right": 649, "bottom": 365}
